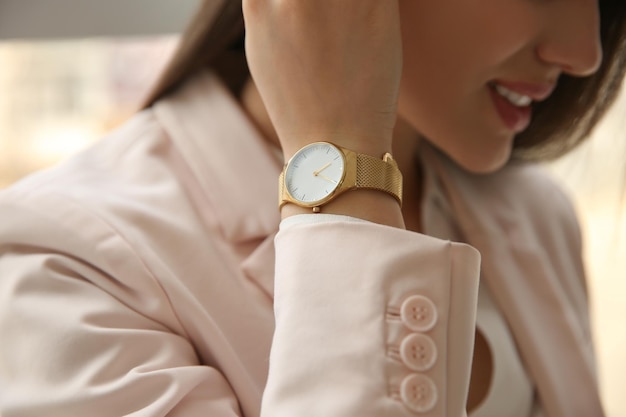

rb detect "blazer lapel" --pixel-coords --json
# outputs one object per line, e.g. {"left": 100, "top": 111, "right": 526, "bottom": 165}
{"left": 420, "top": 143, "right": 604, "bottom": 417}
{"left": 153, "top": 69, "right": 282, "bottom": 304}
{"left": 153, "top": 69, "right": 282, "bottom": 244}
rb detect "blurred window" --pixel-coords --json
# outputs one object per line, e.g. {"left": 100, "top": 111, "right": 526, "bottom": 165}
{"left": 0, "top": 36, "right": 177, "bottom": 187}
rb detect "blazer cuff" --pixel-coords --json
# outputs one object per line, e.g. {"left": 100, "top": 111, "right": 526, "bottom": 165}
{"left": 279, "top": 213, "right": 370, "bottom": 230}
{"left": 264, "top": 220, "right": 481, "bottom": 417}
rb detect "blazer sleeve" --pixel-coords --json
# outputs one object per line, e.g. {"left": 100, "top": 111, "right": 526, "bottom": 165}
{"left": 0, "top": 192, "right": 243, "bottom": 417}
{"left": 262, "top": 219, "right": 481, "bottom": 417}
{"left": 0, "top": 191, "right": 481, "bottom": 417}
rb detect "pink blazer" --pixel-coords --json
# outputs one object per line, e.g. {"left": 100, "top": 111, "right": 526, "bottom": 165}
{"left": 0, "top": 70, "right": 602, "bottom": 417}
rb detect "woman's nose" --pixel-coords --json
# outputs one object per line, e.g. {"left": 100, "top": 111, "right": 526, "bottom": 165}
{"left": 535, "top": 1, "right": 603, "bottom": 77}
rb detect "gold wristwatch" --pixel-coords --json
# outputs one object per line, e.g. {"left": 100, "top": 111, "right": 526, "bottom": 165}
{"left": 279, "top": 142, "right": 403, "bottom": 213}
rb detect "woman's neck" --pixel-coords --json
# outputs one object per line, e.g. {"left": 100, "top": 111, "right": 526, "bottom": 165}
{"left": 239, "top": 77, "right": 424, "bottom": 233}
{"left": 392, "top": 117, "right": 424, "bottom": 234}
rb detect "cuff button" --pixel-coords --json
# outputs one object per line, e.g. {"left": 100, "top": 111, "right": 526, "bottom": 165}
{"left": 400, "top": 295, "right": 437, "bottom": 332}
{"left": 400, "top": 373, "right": 438, "bottom": 413}
{"left": 400, "top": 333, "right": 437, "bottom": 372}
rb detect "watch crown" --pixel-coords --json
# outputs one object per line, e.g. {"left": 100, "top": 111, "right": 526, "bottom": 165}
{"left": 383, "top": 152, "right": 398, "bottom": 168}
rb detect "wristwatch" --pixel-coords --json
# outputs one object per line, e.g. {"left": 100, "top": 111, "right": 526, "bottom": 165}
{"left": 279, "top": 142, "right": 403, "bottom": 213}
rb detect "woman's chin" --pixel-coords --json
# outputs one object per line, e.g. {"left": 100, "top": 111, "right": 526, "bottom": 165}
{"left": 439, "top": 142, "right": 513, "bottom": 175}
{"left": 458, "top": 152, "right": 511, "bottom": 175}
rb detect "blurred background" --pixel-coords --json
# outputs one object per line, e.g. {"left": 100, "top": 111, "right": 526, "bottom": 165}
{"left": 0, "top": 0, "right": 624, "bottom": 415}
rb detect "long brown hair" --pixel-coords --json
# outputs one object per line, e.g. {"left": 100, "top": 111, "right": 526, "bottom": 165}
{"left": 144, "top": 0, "right": 626, "bottom": 162}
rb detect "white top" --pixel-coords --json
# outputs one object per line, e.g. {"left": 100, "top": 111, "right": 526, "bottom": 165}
{"left": 471, "top": 283, "right": 535, "bottom": 417}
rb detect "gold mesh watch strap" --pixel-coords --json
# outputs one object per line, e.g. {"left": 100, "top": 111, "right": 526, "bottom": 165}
{"left": 354, "top": 152, "right": 403, "bottom": 206}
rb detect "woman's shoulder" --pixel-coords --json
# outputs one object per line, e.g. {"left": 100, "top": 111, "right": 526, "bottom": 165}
{"left": 423, "top": 142, "right": 581, "bottom": 239}
{"left": 470, "top": 158, "right": 584, "bottom": 258}
{"left": 496, "top": 159, "right": 582, "bottom": 237}
{"left": 1, "top": 109, "right": 165, "bottom": 204}
{"left": 0, "top": 107, "right": 218, "bottom": 260}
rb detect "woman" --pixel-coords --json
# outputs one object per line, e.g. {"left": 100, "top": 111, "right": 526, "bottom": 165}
{"left": 0, "top": 0, "right": 624, "bottom": 416}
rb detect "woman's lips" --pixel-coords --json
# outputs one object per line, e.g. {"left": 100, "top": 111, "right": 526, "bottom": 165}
{"left": 487, "top": 79, "right": 556, "bottom": 133}
{"left": 492, "top": 80, "right": 556, "bottom": 102}
{"left": 488, "top": 84, "right": 532, "bottom": 133}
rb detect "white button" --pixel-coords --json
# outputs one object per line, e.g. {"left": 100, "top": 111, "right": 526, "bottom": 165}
{"left": 400, "top": 295, "right": 437, "bottom": 332}
{"left": 400, "top": 373, "right": 438, "bottom": 413}
{"left": 399, "top": 333, "right": 437, "bottom": 372}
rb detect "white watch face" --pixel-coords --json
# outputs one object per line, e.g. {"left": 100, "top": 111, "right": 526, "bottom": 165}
{"left": 285, "top": 142, "right": 346, "bottom": 205}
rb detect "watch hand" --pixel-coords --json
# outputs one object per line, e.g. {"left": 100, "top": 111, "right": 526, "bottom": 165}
{"left": 313, "top": 162, "right": 332, "bottom": 176}
{"left": 317, "top": 174, "right": 337, "bottom": 184}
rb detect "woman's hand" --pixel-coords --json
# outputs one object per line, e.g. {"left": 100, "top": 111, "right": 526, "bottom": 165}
{"left": 242, "top": 0, "right": 403, "bottom": 159}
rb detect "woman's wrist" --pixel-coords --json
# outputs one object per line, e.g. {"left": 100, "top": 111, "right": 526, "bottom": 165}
{"left": 281, "top": 134, "right": 393, "bottom": 163}
{"left": 280, "top": 189, "right": 405, "bottom": 229}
